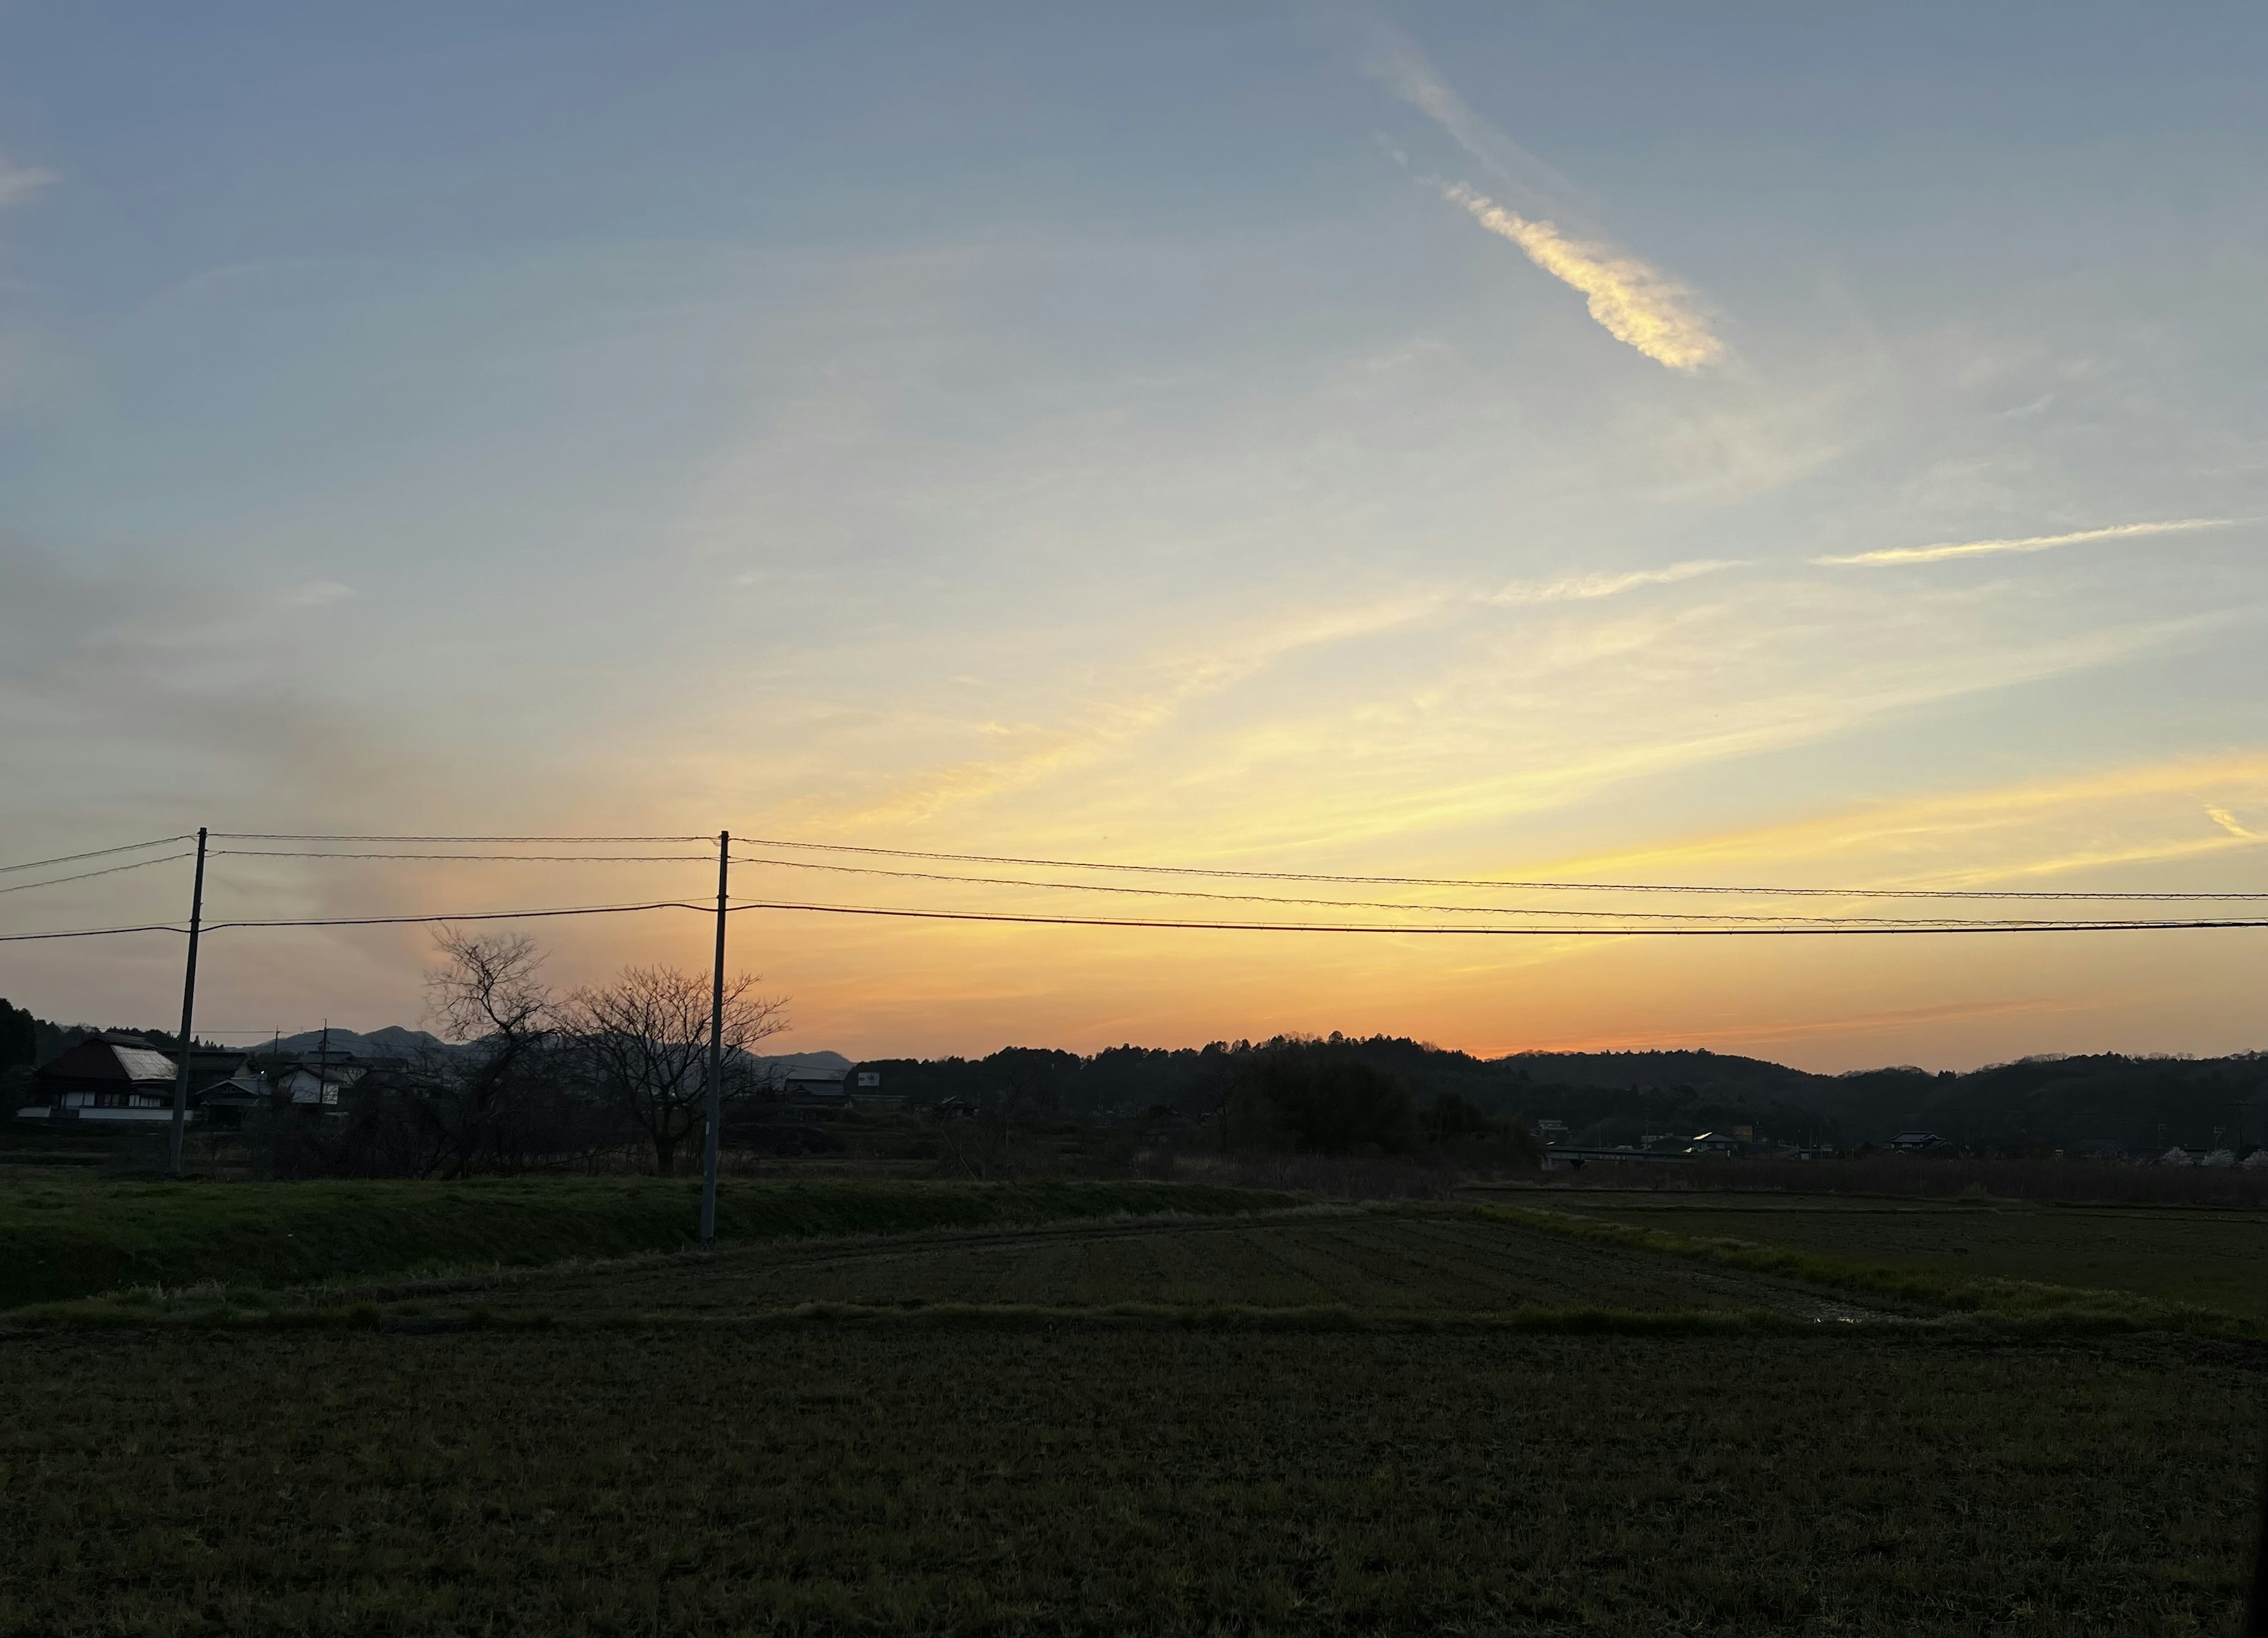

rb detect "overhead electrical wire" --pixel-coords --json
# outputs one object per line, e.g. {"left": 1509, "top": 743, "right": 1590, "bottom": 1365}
{"left": 0, "top": 834, "right": 194, "bottom": 876}
{"left": 171, "top": 827, "right": 2268, "bottom": 901}
{"left": 0, "top": 851, "right": 195, "bottom": 897}
{"left": 0, "top": 922, "right": 188, "bottom": 944}
{"left": 9, "top": 899, "right": 2268, "bottom": 944}
{"left": 212, "top": 832, "right": 709, "bottom": 844}
{"left": 8, "top": 828, "right": 2268, "bottom": 945}
{"left": 724, "top": 850, "right": 2216, "bottom": 926}
{"left": 718, "top": 899, "right": 2268, "bottom": 935}
{"left": 727, "top": 833, "right": 2268, "bottom": 902}
{"left": 215, "top": 850, "right": 716, "bottom": 863}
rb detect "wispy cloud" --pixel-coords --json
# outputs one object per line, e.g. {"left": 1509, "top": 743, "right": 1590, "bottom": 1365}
{"left": 2205, "top": 804, "right": 2255, "bottom": 840}
{"left": 1816, "top": 517, "right": 2238, "bottom": 568}
{"left": 0, "top": 155, "right": 54, "bottom": 211}
{"left": 1547, "top": 749, "right": 2268, "bottom": 889}
{"left": 1359, "top": 21, "right": 1579, "bottom": 207}
{"left": 1477, "top": 559, "right": 1739, "bottom": 606}
{"left": 1443, "top": 184, "right": 1726, "bottom": 373}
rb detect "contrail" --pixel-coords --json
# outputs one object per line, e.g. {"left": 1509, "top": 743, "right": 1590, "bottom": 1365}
{"left": 1347, "top": 12, "right": 1728, "bottom": 373}
{"left": 1816, "top": 517, "right": 2238, "bottom": 568}
{"left": 1444, "top": 184, "right": 1725, "bottom": 373}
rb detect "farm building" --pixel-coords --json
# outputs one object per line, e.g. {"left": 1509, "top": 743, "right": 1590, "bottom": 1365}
{"left": 14, "top": 1033, "right": 250, "bottom": 1124}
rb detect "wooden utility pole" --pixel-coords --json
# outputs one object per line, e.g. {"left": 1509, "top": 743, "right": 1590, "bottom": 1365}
{"left": 166, "top": 827, "right": 208, "bottom": 1176}
{"left": 699, "top": 830, "right": 729, "bottom": 1244}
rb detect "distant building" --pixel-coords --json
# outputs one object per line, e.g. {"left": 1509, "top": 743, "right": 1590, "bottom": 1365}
{"left": 1531, "top": 1119, "right": 1570, "bottom": 1147}
{"left": 1889, "top": 1132, "right": 1947, "bottom": 1153}
{"left": 275, "top": 1061, "right": 366, "bottom": 1107}
{"left": 783, "top": 1068, "right": 849, "bottom": 1107}
{"left": 15, "top": 1033, "right": 249, "bottom": 1124}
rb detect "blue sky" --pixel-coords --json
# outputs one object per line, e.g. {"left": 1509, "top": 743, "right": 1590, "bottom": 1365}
{"left": 3, "top": 3, "right": 2264, "bottom": 1066}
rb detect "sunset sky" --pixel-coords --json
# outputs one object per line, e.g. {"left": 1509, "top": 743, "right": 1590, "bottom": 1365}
{"left": 3, "top": 3, "right": 2265, "bottom": 1069}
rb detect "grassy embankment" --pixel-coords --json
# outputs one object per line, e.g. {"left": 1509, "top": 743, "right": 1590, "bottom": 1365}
{"left": 0, "top": 1176, "right": 1295, "bottom": 1308}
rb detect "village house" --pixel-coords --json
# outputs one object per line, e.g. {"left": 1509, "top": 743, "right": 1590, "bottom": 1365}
{"left": 14, "top": 1032, "right": 251, "bottom": 1124}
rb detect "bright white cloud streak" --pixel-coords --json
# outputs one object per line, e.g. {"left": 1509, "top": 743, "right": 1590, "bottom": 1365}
{"left": 1348, "top": 12, "right": 1728, "bottom": 372}
{"left": 1441, "top": 184, "right": 1726, "bottom": 373}
{"left": 1816, "top": 517, "right": 2238, "bottom": 568}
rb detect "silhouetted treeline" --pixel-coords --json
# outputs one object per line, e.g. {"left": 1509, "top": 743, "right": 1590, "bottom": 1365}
{"left": 855, "top": 1036, "right": 2268, "bottom": 1156}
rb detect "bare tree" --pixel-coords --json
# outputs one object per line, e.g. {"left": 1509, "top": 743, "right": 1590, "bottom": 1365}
{"left": 565, "top": 965, "right": 788, "bottom": 1175}
{"left": 420, "top": 929, "right": 563, "bottom": 1176}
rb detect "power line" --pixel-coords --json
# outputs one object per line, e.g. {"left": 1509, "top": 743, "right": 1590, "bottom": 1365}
{"left": 721, "top": 899, "right": 2268, "bottom": 936}
{"left": 199, "top": 899, "right": 713, "bottom": 932}
{"left": 211, "top": 832, "right": 709, "bottom": 844}
{"left": 0, "top": 834, "right": 194, "bottom": 876}
{"left": 728, "top": 834, "right": 2268, "bottom": 902}
{"left": 160, "top": 827, "right": 2268, "bottom": 902}
{"left": 215, "top": 850, "right": 715, "bottom": 863}
{"left": 9, "top": 892, "right": 2268, "bottom": 944}
{"left": 0, "top": 922, "right": 187, "bottom": 944}
{"left": 725, "top": 850, "right": 2223, "bottom": 925}
{"left": 0, "top": 852, "right": 194, "bottom": 897}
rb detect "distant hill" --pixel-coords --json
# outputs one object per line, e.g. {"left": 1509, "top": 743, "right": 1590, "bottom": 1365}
{"left": 252, "top": 1027, "right": 848, "bottom": 1068}
{"left": 262, "top": 1026, "right": 452, "bottom": 1059}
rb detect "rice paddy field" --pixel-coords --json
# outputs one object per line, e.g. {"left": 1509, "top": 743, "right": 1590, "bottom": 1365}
{"left": 1534, "top": 1189, "right": 2268, "bottom": 1317}
{"left": 2, "top": 1182, "right": 2263, "bottom": 1634}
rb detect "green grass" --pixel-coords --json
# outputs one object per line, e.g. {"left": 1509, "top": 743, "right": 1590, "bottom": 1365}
{"left": 363, "top": 1206, "right": 1882, "bottom": 1323}
{"left": 1486, "top": 1201, "right": 2263, "bottom": 1338}
{"left": 0, "top": 1323, "right": 2253, "bottom": 1635}
{"left": 1534, "top": 1189, "right": 2268, "bottom": 1316}
{"left": 0, "top": 1176, "right": 1296, "bottom": 1307}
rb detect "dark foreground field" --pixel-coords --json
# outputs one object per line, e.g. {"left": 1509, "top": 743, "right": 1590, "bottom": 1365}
{"left": 2, "top": 1188, "right": 2262, "bottom": 1635}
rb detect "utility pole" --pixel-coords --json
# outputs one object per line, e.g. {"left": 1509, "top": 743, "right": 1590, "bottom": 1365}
{"left": 700, "top": 830, "right": 729, "bottom": 1244}
{"left": 167, "top": 827, "right": 208, "bottom": 1177}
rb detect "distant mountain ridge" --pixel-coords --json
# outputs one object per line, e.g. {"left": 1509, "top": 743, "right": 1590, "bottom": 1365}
{"left": 258, "top": 1027, "right": 852, "bottom": 1079}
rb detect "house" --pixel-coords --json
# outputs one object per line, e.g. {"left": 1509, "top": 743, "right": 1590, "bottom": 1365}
{"left": 274, "top": 1060, "right": 366, "bottom": 1107}
{"left": 1686, "top": 1131, "right": 1744, "bottom": 1157}
{"left": 1889, "top": 1132, "right": 1946, "bottom": 1153}
{"left": 783, "top": 1068, "right": 850, "bottom": 1108}
{"left": 15, "top": 1033, "right": 249, "bottom": 1124}
{"left": 1530, "top": 1119, "right": 1570, "bottom": 1147}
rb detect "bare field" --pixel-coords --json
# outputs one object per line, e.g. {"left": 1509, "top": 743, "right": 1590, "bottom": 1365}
{"left": 326, "top": 1205, "right": 1899, "bottom": 1325}
{"left": 1533, "top": 1190, "right": 2268, "bottom": 1317}
{"left": 5, "top": 1187, "right": 2262, "bottom": 1634}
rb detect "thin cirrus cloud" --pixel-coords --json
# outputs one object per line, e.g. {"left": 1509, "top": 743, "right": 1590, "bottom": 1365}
{"left": 1476, "top": 558, "right": 1741, "bottom": 606}
{"left": 1441, "top": 184, "right": 1726, "bottom": 373}
{"left": 1815, "top": 517, "right": 2238, "bottom": 568}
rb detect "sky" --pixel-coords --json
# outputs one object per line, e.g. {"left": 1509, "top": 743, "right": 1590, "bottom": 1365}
{"left": 2, "top": 2, "right": 2265, "bottom": 1071}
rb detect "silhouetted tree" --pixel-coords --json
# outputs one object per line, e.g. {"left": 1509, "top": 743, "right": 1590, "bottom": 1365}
{"left": 566, "top": 965, "right": 788, "bottom": 1175}
{"left": 1229, "top": 1041, "right": 1416, "bottom": 1155}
